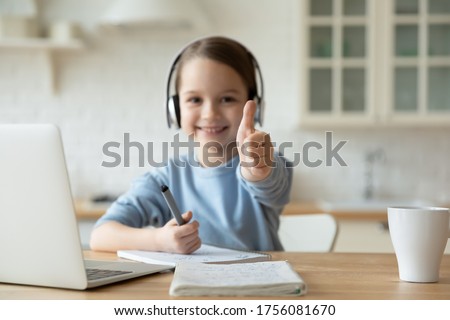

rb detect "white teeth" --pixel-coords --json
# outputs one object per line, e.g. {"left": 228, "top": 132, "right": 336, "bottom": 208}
{"left": 201, "top": 127, "right": 224, "bottom": 133}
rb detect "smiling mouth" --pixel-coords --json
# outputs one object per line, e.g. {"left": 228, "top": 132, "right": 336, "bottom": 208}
{"left": 196, "top": 126, "right": 228, "bottom": 134}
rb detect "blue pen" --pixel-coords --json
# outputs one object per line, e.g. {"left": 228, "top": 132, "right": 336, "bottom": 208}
{"left": 161, "top": 185, "right": 185, "bottom": 226}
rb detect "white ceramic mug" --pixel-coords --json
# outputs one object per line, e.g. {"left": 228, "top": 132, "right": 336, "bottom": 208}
{"left": 388, "top": 207, "right": 450, "bottom": 282}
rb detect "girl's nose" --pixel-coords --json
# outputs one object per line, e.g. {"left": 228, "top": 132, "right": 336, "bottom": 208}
{"left": 201, "top": 101, "right": 220, "bottom": 120}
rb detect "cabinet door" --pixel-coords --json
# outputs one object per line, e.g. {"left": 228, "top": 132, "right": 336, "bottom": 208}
{"left": 300, "top": 0, "right": 450, "bottom": 127}
{"left": 301, "top": 0, "right": 375, "bottom": 126}
{"left": 388, "top": 0, "right": 450, "bottom": 124}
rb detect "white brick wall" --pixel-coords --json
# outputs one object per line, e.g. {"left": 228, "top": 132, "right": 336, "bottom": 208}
{"left": 1, "top": 0, "right": 449, "bottom": 205}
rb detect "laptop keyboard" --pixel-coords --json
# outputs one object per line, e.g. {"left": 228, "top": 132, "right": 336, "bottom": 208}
{"left": 86, "top": 268, "right": 133, "bottom": 281}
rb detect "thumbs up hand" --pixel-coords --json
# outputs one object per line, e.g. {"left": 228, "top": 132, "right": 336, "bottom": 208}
{"left": 236, "top": 100, "right": 274, "bottom": 182}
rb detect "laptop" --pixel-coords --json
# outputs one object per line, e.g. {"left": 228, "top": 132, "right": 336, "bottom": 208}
{"left": 0, "top": 124, "right": 172, "bottom": 290}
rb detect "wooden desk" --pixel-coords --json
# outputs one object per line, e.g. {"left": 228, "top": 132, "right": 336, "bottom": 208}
{"left": 1, "top": 251, "right": 449, "bottom": 299}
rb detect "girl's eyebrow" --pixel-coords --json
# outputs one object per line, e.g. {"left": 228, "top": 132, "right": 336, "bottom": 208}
{"left": 222, "top": 89, "right": 240, "bottom": 94}
{"left": 180, "top": 89, "right": 242, "bottom": 95}
{"left": 180, "top": 90, "right": 199, "bottom": 95}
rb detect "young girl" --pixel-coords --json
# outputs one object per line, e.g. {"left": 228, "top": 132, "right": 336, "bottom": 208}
{"left": 90, "top": 36, "right": 292, "bottom": 253}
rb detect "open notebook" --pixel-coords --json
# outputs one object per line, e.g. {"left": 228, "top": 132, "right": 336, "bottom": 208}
{"left": 117, "top": 244, "right": 270, "bottom": 267}
{"left": 169, "top": 261, "right": 307, "bottom": 296}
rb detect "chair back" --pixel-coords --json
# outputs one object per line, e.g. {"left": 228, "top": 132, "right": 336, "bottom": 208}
{"left": 278, "top": 214, "right": 338, "bottom": 252}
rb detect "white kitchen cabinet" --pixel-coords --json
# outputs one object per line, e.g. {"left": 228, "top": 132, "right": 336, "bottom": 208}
{"left": 334, "top": 220, "right": 450, "bottom": 253}
{"left": 334, "top": 220, "right": 395, "bottom": 252}
{"left": 299, "top": 0, "right": 450, "bottom": 127}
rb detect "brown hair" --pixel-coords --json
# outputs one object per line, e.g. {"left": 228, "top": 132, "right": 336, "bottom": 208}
{"left": 174, "top": 36, "right": 258, "bottom": 99}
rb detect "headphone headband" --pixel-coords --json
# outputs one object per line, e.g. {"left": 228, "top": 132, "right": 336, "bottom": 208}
{"left": 165, "top": 37, "right": 265, "bottom": 129}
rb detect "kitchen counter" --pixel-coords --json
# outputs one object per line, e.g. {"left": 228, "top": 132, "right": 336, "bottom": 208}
{"left": 282, "top": 202, "right": 388, "bottom": 221}
{"left": 74, "top": 199, "right": 109, "bottom": 220}
{"left": 75, "top": 199, "right": 389, "bottom": 222}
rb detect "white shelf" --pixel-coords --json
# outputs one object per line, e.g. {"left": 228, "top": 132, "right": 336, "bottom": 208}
{"left": 0, "top": 37, "right": 84, "bottom": 50}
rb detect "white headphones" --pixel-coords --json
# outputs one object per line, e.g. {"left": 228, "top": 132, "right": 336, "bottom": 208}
{"left": 165, "top": 37, "right": 265, "bottom": 129}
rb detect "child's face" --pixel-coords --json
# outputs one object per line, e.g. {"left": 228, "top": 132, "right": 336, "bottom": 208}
{"left": 178, "top": 57, "right": 248, "bottom": 154}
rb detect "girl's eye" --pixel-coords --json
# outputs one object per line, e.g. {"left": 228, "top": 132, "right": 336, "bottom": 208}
{"left": 186, "top": 97, "right": 202, "bottom": 105}
{"left": 221, "top": 96, "right": 237, "bottom": 103}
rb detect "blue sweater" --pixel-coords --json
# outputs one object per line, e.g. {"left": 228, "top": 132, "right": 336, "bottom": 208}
{"left": 95, "top": 153, "right": 292, "bottom": 251}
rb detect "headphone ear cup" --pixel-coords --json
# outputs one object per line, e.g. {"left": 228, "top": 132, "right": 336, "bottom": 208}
{"left": 167, "top": 95, "right": 181, "bottom": 129}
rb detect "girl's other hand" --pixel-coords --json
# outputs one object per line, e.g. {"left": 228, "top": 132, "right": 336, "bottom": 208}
{"left": 236, "top": 100, "right": 274, "bottom": 182}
